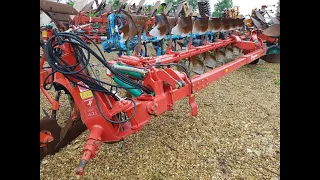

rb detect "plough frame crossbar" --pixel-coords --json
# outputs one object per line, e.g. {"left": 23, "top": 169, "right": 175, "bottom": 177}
{"left": 73, "top": 11, "right": 109, "bottom": 25}
{"left": 191, "top": 50, "right": 264, "bottom": 93}
{"left": 112, "top": 35, "right": 251, "bottom": 66}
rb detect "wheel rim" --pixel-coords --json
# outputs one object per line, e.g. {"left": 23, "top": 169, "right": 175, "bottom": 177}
{"left": 267, "top": 46, "right": 280, "bottom": 55}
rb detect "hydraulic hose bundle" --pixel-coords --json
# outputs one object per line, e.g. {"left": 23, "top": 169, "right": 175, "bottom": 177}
{"left": 44, "top": 32, "right": 153, "bottom": 95}
{"left": 44, "top": 31, "right": 154, "bottom": 124}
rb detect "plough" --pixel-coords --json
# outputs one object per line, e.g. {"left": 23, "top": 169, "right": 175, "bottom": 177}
{"left": 70, "top": 0, "right": 220, "bottom": 56}
{"left": 71, "top": 2, "right": 112, "bottom": 39}
{"left": 101, "top": 0, "right": 246, "bottom": 57}
{"left": 40, "top": 0, "right": 110, "bottom": 44}
{"left": 40, "top": 0, "right": 277, "bottom": 177}
{"left": 244, "top": 1, "right": 280, "bottom": 63}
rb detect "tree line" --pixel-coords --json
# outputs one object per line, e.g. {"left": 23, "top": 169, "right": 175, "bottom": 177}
{"left": 65, "top": 0, "right": 234, "bottom": 18}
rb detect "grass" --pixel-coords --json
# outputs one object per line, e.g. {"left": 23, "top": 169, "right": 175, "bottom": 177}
{"left": 256, "top": 67, "right": 279, "bottom": 75}
{"left": 274, "top": 78, "right": 280, "bottom": 85}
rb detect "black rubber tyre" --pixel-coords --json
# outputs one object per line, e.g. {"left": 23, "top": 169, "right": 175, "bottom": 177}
{"left": 266, "top": 41, "right": 276, "bottom": 47}
{"left": 249, "top": 59, "right": 259, "bottom": 64}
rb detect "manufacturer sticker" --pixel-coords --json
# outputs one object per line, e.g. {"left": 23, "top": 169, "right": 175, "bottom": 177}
{"left": 83, "top": 97, "right": 96, "bottom": 108}
{"left": 42, "top": 31, "right": 47, "bottom": 38}
{"left": 85, "top": 107, "right": 99, "bottom": 118}
{"left": 80, "top": 90, "right": 93, "bottom": 99}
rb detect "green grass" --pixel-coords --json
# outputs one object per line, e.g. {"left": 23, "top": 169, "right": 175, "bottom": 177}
{"left": 255, "top": 67, "right": 279, "bottom": 74}
{"left": 274, "top": 78, "right": 280, "bottom": 85}
{"left": 256, "top": 67, "right": 267, "bottom": 72}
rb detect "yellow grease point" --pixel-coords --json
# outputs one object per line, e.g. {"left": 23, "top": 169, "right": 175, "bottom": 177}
{"left": 225, "top": 68, "right": 229, "bottom": 73}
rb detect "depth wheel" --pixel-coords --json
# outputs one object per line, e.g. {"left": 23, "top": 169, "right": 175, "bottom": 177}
{"left": 266, "top": 45, "right": 280, "bottom": 55}
{"left": 260, "top": 45, "right": 280, "bottom": 63}
{"left": 249, "top": 59, "right": 260, "bottom": 64}
{"left": 266, "top": 41, "right": 276, "bottom": 47}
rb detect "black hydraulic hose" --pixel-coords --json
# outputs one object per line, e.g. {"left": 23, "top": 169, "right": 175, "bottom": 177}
{"left": 59, "top": 33, "right": 153, "bottom": 94}
{"left": 93, "top": 92, "right": 137, "bottom": 124}
{"left": 43, "top": 31, "right": 153, "bottom": 124}
{"left": 143, "top": 42, "right": 148, "bottom": 57}
{"left": 44, "top": 32, "right": 153, "bottom": 94}
{"left": 43, "top": 70, "right": 56, "bottom": 90}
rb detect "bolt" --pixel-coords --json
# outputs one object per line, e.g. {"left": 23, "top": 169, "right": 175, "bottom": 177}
{"left": 176, "top": 83, "right": 180, "bottom": 89}
{"left": 155, "top": 103, "right": 158, "bottom": 107}
{"left": 70, "top": 82, "right": 75, "bottom": 88}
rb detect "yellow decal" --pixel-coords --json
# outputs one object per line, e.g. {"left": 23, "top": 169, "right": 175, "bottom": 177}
{"left": 225, "top": 68, "right": 229, "bottom": 73}
{"left": 42, "top": 31, "right": 47, "bottom": 38}
{"left": 80, "top": 90, "right": 93, "bottom": 99}
{"left": 112, "top": 29, "right": 114, "bottom": 34}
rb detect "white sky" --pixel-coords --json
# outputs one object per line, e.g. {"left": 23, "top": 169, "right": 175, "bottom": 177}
{"left": 58, "top": 0, "right": 279, "bottom": 16}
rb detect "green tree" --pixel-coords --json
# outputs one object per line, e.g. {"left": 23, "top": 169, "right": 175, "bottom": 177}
{"left": 187, "top": 0, "right": 198, "bottom": 12}
{"left": 163, "top": 0, "right": 179, "bottom": 14}
{"left": 157, "top": 5, "right": 164, "bottom": 14}
{"left": 66, "top": 0, "right": 75, "bottom": 6}
{"left": 212, "top": 0, "right": 233, "bottom": 17}
{"left": 107, "top": 0, "right": 121, "bottom": 10}
{"left": 160, "top": 0, "right": 198, "bottom": 14}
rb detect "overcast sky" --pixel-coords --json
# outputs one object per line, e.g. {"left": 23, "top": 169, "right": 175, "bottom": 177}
{"left": 59, "top": 0, "right": 279, "bottom": 16}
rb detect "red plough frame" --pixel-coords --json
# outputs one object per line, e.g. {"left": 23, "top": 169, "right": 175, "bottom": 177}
{"left": 40, "top": 34, "right": 265, "bottom": 175}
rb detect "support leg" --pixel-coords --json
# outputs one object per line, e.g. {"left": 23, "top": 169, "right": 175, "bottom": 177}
{"left": 75, "top": 125, "right": 104, "bottom": 176}
{"left": 189, "top": 94, "right": 198, "bottom": 116}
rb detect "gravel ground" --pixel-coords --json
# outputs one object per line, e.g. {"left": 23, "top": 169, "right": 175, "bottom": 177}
{"left": 40, "top": 45, "right": 280, "bottom": 180}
